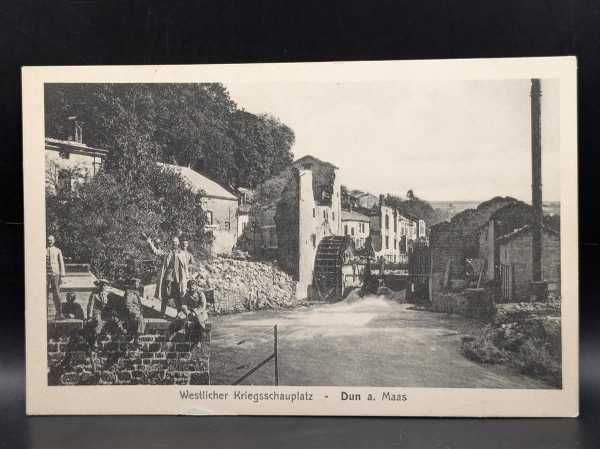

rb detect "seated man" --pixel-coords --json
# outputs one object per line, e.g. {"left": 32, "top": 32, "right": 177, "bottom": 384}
{"left": 123, "top": 278, "right": 146, "bottom": 342}
{"left": 83, "top": 279, "right": 111, "bottom": 348}
{"left": 168, "top": 279, "right": 208, "bottom": 341}
{"left": 168, "top": 304, "right": 191, "bottom": 341}
{"left": 183, "top": 280, "right": 207, "bottom": 318}
{"left": 62, "top": 293, "right": 84, "bottom": 320}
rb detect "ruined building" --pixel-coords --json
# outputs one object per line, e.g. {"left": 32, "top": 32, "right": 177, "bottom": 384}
{"left": 273, "top": 156, "right": 342, "bottom": 298}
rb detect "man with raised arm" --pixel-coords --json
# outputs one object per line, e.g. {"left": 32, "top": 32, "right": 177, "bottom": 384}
{"left": 145, "top": 234, "right": 188, "bottom": 316}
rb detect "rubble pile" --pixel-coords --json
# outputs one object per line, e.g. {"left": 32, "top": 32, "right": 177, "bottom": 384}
{"left": 462, "top": 301, "right": 561, "bottom": 387}
{"left": 192, "top": 256, "right": 299, "bottom": 314}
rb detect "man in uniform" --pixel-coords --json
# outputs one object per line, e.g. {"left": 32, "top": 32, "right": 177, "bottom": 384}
{"left": 123, "top": 277, "right": 145, "bottom": 342}
{"left": 83, "top": 279, "right": 111, "bottom": 347}
{"left": 168, "top": 279, "right": 208, "bottom": 342}
{"left": 146, "top": 235, "right": 188, "bottom": 315}
{"left": 46, "top": 235, "right": 66, "bottom": 320}
{"left": 62, "top": 293, "right": 84, "bottom": 320}
{"left": 183, "top": 279, "right": 208, "bottom": 326}
{"left": 181, "top": 238, "right": 195, "bottom": 276}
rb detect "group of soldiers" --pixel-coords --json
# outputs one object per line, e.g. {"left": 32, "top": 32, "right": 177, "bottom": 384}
{"left": 46, "top": 233, "right": 208, "bottom": 347}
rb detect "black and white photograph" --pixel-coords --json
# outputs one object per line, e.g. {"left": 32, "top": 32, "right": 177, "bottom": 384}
{"left": 42, "top": 77, "right": 563, "bottom": 389}
{"left": 23, "top": 59, "right": 578, "bottom": 416}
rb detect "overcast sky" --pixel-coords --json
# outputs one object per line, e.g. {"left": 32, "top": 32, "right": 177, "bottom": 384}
{"left": 225, "top": 79, "right": 560, "bottom": 202}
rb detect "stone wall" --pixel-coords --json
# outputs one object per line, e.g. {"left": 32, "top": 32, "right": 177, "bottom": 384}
{"left": 431, "top": 288, "right": 496, "bottom": 321}
{"left": 429, "top": 221, "right": 474, "bottom": 296}
{"left": 47, "top": 319, "right": 210, "bottom": 385}
{"left": 499, "top": 230, "right": 561, "bottom": 299}
{"left": 195, "top": 256, "right": 299, "bottom": 313}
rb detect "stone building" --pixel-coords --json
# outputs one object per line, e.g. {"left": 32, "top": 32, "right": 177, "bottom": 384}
{"left": 236, "top": 187, "right": 253, "bottom": 245}
{"left": 158, "top": 163, "right": 240, "bottom": 255}
{"left": 429, "top": 197, "right": 519, "bottom": 297}
{"left": 341, "top": 209, "right": 370, "bottom": 249}
{"left": 45, "top": 136, "right": 108, "bottom": 195}
{"left": 366, "top": 196, "right": 421, "bottom": 263}
{"left": 496, "top": 225, "right": 560, "bottom": 300}
{"left": 293, "top": 156, "right": 342, "bottom": 298}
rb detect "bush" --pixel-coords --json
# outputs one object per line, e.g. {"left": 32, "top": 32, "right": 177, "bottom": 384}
{"left": 46, "top": 164, "right": 209, "bottom": 281}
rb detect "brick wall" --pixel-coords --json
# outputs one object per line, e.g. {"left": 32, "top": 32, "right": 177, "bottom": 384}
{"left": 47, "top": 319, "right": 211, "bottom": 385}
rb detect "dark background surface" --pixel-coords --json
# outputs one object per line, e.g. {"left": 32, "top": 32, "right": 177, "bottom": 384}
{"left": 1, "top": 1, "right": 599, "bottom": 448}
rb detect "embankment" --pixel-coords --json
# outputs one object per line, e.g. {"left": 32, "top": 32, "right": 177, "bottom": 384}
{"left": 194, "top": 257, "right": 300, "bottom": 314}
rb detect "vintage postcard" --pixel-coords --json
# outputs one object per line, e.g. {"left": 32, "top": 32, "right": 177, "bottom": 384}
{"left": 23, "top": 57, "right": 578, "bottom": 416}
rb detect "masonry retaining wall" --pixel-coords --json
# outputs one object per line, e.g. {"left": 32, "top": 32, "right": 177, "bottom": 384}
{"left": 47, "top": 319, "right": 210, "bottom": 386}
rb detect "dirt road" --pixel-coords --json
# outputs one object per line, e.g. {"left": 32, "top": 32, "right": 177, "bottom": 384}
{"left": 209, "top": 295, "right": 550, "bottom": 388}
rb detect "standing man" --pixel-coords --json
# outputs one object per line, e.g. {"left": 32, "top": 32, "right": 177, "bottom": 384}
{"left": 46, "top": 235, "right": 66, "bottom": 320}
{"left": 146, "top": 235, "right": 188, "bottom": 315}
{"left": 181, "top": 237, "right": 195, "bottom": 278}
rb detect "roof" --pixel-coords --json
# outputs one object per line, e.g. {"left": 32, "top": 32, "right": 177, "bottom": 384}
{"left": 293, "top": 155, "right": 339, "bottom": 170}
{"left": 496, "top": 224, "right": 560, "bottom": 243}
{"left": 341, "top": 209, "right": 371, "bottom": 222}
{"left": 45, "top": 137, "right": 109, "bottom": 158}
{"left": 157, "top": 163, "right": 238, "bottom": 200}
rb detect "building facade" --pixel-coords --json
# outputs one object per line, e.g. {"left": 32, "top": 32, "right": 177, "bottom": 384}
{"left": 497, "top": 226, "right": 561, "bottom": 300}
{"left": 295, "top": 156, "right": 343, "bottom": 298}
{"left": 158, "top": 163, "right": 240, "bottom": 255}
{"left": 341, "top": 209, "right": 370, "bottom": 249}
{"left": 45, "top": 137, "right": 108, "bottom": 195}
{"left": 367, "top": 197, "right": 422, "bottom": 263}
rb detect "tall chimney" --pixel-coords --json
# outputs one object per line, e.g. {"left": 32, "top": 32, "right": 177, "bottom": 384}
{"left": 530, "top": 79, "right": 546, "bottom": 301}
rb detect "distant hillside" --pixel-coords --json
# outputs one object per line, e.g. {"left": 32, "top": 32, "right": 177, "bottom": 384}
{"left": 431, "top": 200, "right": 560, "bottom": 221}
{"left": 429, "top": 201, "right": 482, "bottom": 221}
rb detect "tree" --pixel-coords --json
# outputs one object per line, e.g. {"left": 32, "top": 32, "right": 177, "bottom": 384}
{"left": 46, "top": 162, "right": 209, "bottom": 281}
{"left": 384, "top": 193, "right": 445, "bottom": 225}
{"left": 44, "top": 83, "right": 295, "bottom": 189}
{"left": 45, "top": 83, "right": 296, "bottom": 278}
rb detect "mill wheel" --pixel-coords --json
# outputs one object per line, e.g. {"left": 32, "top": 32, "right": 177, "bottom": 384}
{"left": 313, "top": 235, "right": 351, "bottom": 301}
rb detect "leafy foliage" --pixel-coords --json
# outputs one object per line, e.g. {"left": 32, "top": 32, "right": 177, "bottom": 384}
{"left": 383, "top": 192, "right": 445, "bottom": 225}
{"left": 45, "top": 83, "right": 295, "bottom": 189}
{"left": 46, "top": 164, "right": 209, "bottom": 281}
{"left": 44, "top": 83, "right": 296, "bottom": 280}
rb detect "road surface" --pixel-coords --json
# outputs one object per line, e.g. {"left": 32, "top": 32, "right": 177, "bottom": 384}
{"left": 209, "top": 295, "right": 550, "bottom": 388}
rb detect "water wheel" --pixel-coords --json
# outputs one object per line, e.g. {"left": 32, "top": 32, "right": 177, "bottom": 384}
{"left": 313, "top": 235, "right": 352, "bottom": 301}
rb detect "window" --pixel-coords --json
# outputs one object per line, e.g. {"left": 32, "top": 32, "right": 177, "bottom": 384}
{"left": 332, "top": 212, "right": 335, "bottom": 221}
{"left": 385, "top": 214, "right": 389, "bottom": 229}
{"left": 205, "top": 211, "right": 213, "bottom": 225}
{"left": 351, "top": 227, "right": 355, "bottom": 236}
{"left": 224, "top": 221, "right": 231, "bottom": 231}
{"left": 394, "top": 239, "right": 397, "bottom": 249}
{"left": 344, "top": 225, "right": 348, "bottom": 235}
{"left": 313, "top": 208, "right": 316, "bottom": 218}
{"left": 311, "top": 234, "right": 316, "bottom": 249}
{"left": 394, "top": 219, "right": 397, "bottom": 233}
{"left": 385, "top": 236, "right": 389, "bottom": 249}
